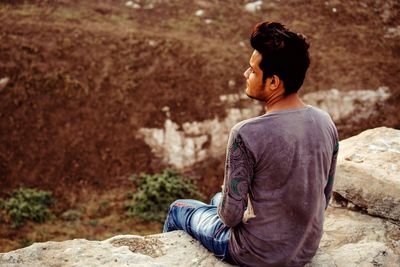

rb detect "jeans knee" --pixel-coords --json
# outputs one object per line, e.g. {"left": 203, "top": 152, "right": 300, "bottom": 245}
{"left": 169, "top": 200, "right": 182, "bottom": 210}
{"left": 171, "top": 199, "right": 181, "bottom": 206}
{"left": 166, "top": 200, "right": 184, "bottom": 218}
{"left": 170, "top": 199, "right": 196, "bottom": 209}
{"left": 164, "top": 202, "right": 177, "bottom": 232}
{"left": 164, "top": 200, "right": 189, "bottom": 232}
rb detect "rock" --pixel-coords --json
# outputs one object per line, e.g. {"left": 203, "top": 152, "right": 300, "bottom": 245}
{"left": 334, "top": 127, "right": 400, "bottom": 221}
{"left": 228, "top": 80, "right": 236, "bottom": 88}
{"left": 125, "top": 1, "right": 140, "bottom": 9}
{"left": 307, "top": 207, "right": 400, "bottom": 266}
{"left": 195, "top": 9, "right": 204, "bottom": 17}
{"left": 144, "top": 3, "right": 154, "bottom": 10}
{"left": 219, "top": 93, "right": 247, "bottom": 104}
{"left": 148, "top": 40, "right": 157, "bottom": 47}
{"left": 0, "top": 77, "right": 10, "bottom": 91}
{"left": 380, "top": 0, "right": 396, "bottom": 23}
{"left": 1, "top": 207, "right": 398, "bottom": 266}
{"left": 384, "top": 26, "right": 400, "bottom": 38}
{"left": 0, "top": 231, "right": 231, "bottom": 267}
{"left": 161, "top": 106, "right": 171, "bottom": 118}
{"left": 137, "top": 98, "right": 262, "bottom": 169}
{"left": 244, "top": 1, "right": 263, "bottom": 13}
{"left": 302, "top": 87, "right": 390, "bottom": 122}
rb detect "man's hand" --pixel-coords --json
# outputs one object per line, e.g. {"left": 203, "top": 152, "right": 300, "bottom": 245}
{"left": 221, "top": 185, "right": 255, "bottom": 223}
{"left": 243, "top": 195, "right": 256, "bottom": 223}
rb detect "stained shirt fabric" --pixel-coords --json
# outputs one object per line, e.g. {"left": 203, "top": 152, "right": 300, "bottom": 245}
{"left": 217, "top": 105, "right": 339, "bottom": 267}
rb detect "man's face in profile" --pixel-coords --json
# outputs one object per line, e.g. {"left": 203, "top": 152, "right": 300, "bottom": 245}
{"left": 243, "top": 50, "right": 267, "bottom": 101}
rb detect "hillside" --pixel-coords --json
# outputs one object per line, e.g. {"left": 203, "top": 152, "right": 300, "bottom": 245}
{"left": 0, "top": 0, "right": 399, "bottom": 251}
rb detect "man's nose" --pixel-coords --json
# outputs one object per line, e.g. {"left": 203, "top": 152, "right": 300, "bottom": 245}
{"left": 244, "top": 68, "right": 251, "bottom": 79}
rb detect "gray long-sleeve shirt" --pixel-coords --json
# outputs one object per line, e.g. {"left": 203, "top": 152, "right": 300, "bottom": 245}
{"left": 218, "top": 106, "right": 338, "bottom": 267}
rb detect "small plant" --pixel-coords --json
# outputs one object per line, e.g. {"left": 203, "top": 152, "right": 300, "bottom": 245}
{"left": 61, "top": 209, "right": 82, "bottom": 221}
{"left": 100, "top": 200, "right": 109, "bottom": 208}
{"left": 1, "top": 187, "right": 53, "bottom": 228}
{"left": 19, "top": 238, "right": 33, "bottom": 248}
{"left": 88, "top": 219, "right": 98, "bottom": 227}
{"left": 125, "top": 169, "right": 203, "bottom": 222}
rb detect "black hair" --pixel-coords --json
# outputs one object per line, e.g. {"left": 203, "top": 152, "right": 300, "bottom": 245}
{"left": 250, "top": 21, "right": 310, "bottom": 94}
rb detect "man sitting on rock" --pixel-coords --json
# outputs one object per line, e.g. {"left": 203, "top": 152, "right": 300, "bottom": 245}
{"left": 163, "top": 21, "right": 339, "bottom": 267}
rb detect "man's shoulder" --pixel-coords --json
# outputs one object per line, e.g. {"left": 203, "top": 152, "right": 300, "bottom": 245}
{"left": 307, "top": 106, "right": 338, "bottom": 136}
{"left": 308, "top": 105, "right": 334, "bottom": 121}
{"left": 231, "top": 115, "right": 267, "bottom": 134}
{"left": 231, "top": 106, "right": 337, "bottom": 139}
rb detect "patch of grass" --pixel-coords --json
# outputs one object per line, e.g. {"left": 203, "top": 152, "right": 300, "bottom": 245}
{"left": 88, "top": 219, "right": 98, "bottom": 227}
{"left": 109, "top": 14, "right": 130, "bottom": 23}
{"left": 53, "top": 7, "right": 84, "bottom": 21}
{"left": 7, "top": 4, "right": 41, "bottom": 17}
{"left": 125, "top": 169, "right": 203, "bottom": 222}
{"left": 99, "top": 199, "right": 109, "bottom": 208}
{"left": 61, "top": 209, "right": 82, "bottom": 221}
{"left": 163, "top": 17, "right": 199, "bottom": 35}
{"left": 0, "top": 187, "right": 53, "bottom": 228}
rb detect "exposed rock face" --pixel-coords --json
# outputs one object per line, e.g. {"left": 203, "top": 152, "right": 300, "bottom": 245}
{"left": 333, "top": 127, "right": 400, "bottom": 221}
{"left": 137, "top": 88, "right": 391, "bottom": 169}
{"left": 302, "top": 87, "right": 390, "bottom": 121}
{"left": 1, "top": 127, "right": 399, "bottom": 266}
{"left": 137, "top": 94, "right": 262, "bottom": 169}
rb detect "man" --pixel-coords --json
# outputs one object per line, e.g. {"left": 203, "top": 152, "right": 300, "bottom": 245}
{"left": 164, "top": 21, "right": 338, "bottom": 267}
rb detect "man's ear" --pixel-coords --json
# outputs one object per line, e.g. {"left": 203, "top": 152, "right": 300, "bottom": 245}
{"left": 269, "top": 75, "right": 280, "bottom": 90}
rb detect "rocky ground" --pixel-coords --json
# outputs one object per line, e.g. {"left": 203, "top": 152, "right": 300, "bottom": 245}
{"left": 0, "top": 0, "right": 399, "bottom": 252}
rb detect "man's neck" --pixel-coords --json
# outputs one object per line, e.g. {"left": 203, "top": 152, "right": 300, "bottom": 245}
{"left": 264, "top": 93, "right": 306, "bottom": 114}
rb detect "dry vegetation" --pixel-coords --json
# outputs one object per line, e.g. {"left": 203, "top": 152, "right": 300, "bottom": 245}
{"left": 0, "top": 0, "right": 399, "bottom": 252}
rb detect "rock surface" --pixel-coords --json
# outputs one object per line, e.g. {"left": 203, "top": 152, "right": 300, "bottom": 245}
{"left": 307, "top": 207, "right": 400, "bottom": 267}
{"left": 0, "top": 231, "right": 230, "bottom": 267}
{"left": 244, "top": 1, "right": 263, "bottom": 13}
{"left": 1, "top": 207, "right": 399, "bottom": 267}
{"left": 1, "top": 127, "right": 399, "bottom": 266}
{"left": 137, "top": 94, "right": 262, "bottom": 169}
{"left": 333, "top": 127, "right": 400, "bottom": 221}
{"left": 137, "top": 88, "right": 392, "bottom": 170}
{"left": 302, "top": 87, "right": 390, "bottom": 122}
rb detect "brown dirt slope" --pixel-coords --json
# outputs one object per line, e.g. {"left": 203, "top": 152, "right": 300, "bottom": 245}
{"left": 0, "top": 0, "right": 399, "bottom": 251}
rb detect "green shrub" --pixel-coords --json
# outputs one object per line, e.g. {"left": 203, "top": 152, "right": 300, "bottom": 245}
{"left": 1, "top": 187, "right": 53, "bottom": 228}
{"left": 125, "top": 169, "right": 203, "bottom": 222}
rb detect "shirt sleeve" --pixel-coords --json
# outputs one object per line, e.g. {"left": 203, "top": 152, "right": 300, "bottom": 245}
{"left": 218, "top": 132, "right": 255, "bottom": 227}
{"left": 324, "top": 138, "right": 339, "bottom": 209}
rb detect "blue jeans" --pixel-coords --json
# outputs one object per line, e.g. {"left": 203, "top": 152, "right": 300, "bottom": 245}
{"left": 163, "top": 192, "right": 234, "bottom": 263}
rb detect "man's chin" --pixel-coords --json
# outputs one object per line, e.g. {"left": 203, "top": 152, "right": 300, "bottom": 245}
{"left": 245, "top": 91, "right": 264, "bottom": 102}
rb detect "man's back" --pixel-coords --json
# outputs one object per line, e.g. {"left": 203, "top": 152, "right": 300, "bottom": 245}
{"left": 219, "top": 105, "right": 338, "bottom": 267}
